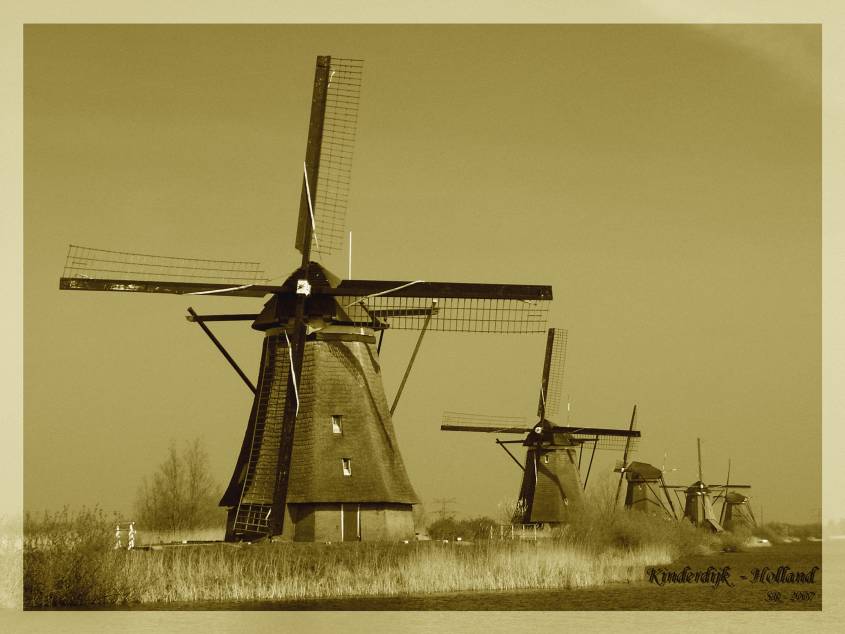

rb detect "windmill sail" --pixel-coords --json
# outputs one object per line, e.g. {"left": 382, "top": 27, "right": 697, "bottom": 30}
{"left": 537, "top": 328, "right": 568, "bottom": 419}
{"left": 295, "top": 57, "right": 363, "bottom": 258}
{"left": 614, "top": 405, "right": 638, "bottom": 506}
{"left": 442, "top": 411, "right": 526, "bottom": 428}
{"left": 336, "top": 281, "right": 551, "bottom": 333}
{"left": 59, "top": 244, "right": 271, "bottom": 296}
{"left": 441, "top": 420, "right": 641, "bottom": 450}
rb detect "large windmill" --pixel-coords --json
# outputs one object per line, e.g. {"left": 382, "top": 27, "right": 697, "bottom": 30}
{"left": 58, "top": 56, "right": 552, "bottom": 542}
{"left": 440, "top": 328, "right": 639, "bottom": 525}
{"left": 664, "top": 438, "right": 751, "bottom": 533}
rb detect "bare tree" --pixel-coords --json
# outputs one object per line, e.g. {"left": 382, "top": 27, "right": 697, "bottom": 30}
{"left": 134, "top": 439, "right": 221, "bottom": 531}
{"left": 586, "top": 472, "right": 621, "bottom": 521}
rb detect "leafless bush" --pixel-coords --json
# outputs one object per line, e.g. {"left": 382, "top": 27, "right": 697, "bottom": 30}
{"left": 134, "top": 439, "right": 224, "bottom": 532}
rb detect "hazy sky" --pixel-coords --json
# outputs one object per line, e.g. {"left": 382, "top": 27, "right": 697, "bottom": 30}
{"left": 24, "top": 24, "right": 821, "bottom": 524}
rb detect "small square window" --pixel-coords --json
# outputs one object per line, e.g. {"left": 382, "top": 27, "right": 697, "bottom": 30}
{"left": 331, "top": 415, "right": 343, "bottom": 434}
{"left": 342, "top": 458, "right": 352, "bottom": 476}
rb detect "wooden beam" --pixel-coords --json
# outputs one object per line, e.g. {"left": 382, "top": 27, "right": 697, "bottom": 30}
{"left": 186, "top": 307, "right": 256, "bottom": 394}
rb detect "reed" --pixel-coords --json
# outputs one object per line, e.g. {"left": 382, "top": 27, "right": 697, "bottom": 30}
{"left": 23, "top": 507, "right": 719, "bottom": 607}
{"left": 117, "top": 540, "right": 672, "bottom": 604}
{"left": 554, "top": 504, "right": 722, "bottom": 558}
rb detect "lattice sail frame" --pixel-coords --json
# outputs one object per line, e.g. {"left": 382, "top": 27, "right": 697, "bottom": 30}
{"left": 309, "top": 58, "right": 363, "bottom": 258}
{"left": 566, "top": 432, "right": 639, "bottom": 452}
{"left": 62, "top": 244, "right": 267, "bottom": 286}
{"left": 541, "top": 328, "right": 568, "bottom": 419}
{"left": 443, "top": 411, "right": 527, "bottom": 428}
{"left": 337, "top": 295, "right": 550, "bottom": 333}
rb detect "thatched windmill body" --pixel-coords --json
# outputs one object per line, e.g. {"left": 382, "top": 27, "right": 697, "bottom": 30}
{"left": 615, "top": 461, "right": 678, "bottom": 519}
{"left": 441, "top": 329, "right": 639, "bottom": 525}
{"left": 721, "top": 492, "right": 757, "bottom": 531}
{"left": 611, "top": 415, "right": 678, "bottom": 519}
{"left": 59, "top": 56, "right": 552, "bottom": 542}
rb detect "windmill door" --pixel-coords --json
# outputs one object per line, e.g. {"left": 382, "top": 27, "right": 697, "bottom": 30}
{"left": 342, "top": 504, "right": 360, "bottom": 541}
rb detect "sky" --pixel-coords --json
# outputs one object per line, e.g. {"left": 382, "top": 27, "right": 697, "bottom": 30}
{"left": 23, "top": 24, "right": 821, "bottom": 525}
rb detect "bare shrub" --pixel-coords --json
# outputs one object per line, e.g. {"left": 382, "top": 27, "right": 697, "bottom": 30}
{"left": 134, "top": 438, "right": 224, "bottom": 532}
{"left": 427, "top": 516, "right": 499, "bottom": 541}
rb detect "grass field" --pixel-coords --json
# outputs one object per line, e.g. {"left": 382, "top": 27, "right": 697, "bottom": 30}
{"left": 22, "top": 506, "right": 730, "bottom": 607}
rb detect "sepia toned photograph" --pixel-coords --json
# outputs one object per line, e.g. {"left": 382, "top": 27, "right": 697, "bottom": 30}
{"left": 20, "top": 23, "right": 824, "bottom": 612}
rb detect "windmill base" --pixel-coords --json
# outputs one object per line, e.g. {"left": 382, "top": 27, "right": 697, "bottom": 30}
{"left": 229, "top": 502, "right": 415, "bottom": 542}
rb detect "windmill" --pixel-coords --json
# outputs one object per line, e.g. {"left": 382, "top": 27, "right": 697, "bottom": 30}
{"left": 614, "top": 462, "right": 679, "bottom": 519}
{"left": 440, "top": 328, "right": 640, "bottom": 525}
{"left": 716, "top": 459, "right": 758, "bottom": 532}
{"left": 610, "top": 411, "right": 678, "bottom": 519}
{"left": 720, "top": 492, "right": 757, "bottom": 532}
{"left": 664, "top": 438, "right": 750, "bottom": 533}
{"left": 58, "top": 56, "right": 553, "bottom": 543}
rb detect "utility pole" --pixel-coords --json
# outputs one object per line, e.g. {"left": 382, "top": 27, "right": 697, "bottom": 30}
{"left": 432, "top": 498, "right": 457, "bottom": 521}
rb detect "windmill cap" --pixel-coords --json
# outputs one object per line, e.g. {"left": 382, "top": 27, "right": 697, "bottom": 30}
{"left": 624, "top": 461, "right": 662, "bottom": 480}
{"left": 252, "top": 263, "right": 343, "bottom": 330}
{"left": 282, "top": 262, "right": 342, "bottom": 289}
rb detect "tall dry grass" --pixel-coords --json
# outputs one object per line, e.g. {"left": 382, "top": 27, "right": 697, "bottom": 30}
{"left": 118, "top": 540, "right": 673, "bottom": 604}
{"left": 24, "top": 507, "right": 135, "bottom": 607}
{"left": 23, "top": 504, "right": 724, "bottom": 607}
{"left": 553, "top": 505, "right": 721, "bottom": 558}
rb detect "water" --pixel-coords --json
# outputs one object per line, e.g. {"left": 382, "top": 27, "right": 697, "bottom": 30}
{"left": 134, "top": 541, "right": 823, "bottom": 611}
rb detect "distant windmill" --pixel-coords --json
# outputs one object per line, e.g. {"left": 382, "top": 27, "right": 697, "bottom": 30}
{"left": 611, "top": 410, "right": 677, "bottom": 519}
{"left": 716, "top": 459, "right": 758, "bottom": 531}
{"left": 440, "top": 329, "right": 640, "bottom": 525}
{"left": 665, "top": 439, "right": 751, "bottom": 532}
{"left": 59, "top": 55, "right": 553, "bottom": 543}
{"left": 614, "top": 463, "right": 679, "bottom": 519}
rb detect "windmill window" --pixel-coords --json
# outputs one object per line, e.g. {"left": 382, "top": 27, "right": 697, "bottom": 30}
{"left": 342, "top": 458, "right": 352, "bottom": 476}
{"left": 543, "top": 454, "right": 550, "bottom": 464}
{"left": 331, "top": 415, "right": 343, "bottom": 434}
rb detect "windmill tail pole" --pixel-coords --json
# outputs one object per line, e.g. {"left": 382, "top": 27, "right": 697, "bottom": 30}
{"left": 747, "top": 501, "right": 759, "bottom": 527}
{"left": 660, "top": 476, "right": 679, "bottom": 519}
{"left": 496, "top": 439, "right": 525, "bottom": 472}
{"left": 186, "top": 307, "right": 256, "bottom": 394}
{"left": 583, "top": 438, "right": 598, "bottom": 489}
{"left": 390, "top": 300, "right": 437, "bottom": 416}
